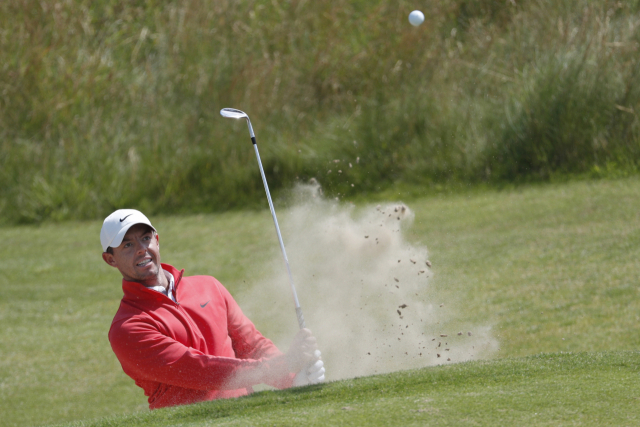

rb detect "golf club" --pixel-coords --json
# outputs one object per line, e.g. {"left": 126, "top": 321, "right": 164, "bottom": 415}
{"left": 220, "top": 108, "right": 306, "bottom": 330}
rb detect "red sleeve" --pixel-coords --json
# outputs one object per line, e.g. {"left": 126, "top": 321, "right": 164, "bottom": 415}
{"left": 221, "top": 284, "right": 295, "bottom": 389}
{"left": 109, "top": 315, "right": 292, "bottom": 391}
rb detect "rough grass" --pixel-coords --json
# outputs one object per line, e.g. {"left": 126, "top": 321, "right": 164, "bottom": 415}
{"left": 2, "top": 0, "right": 640, "bottom": 224}
{"left": 2, "top": 177, "right": 640, "bottom": 426}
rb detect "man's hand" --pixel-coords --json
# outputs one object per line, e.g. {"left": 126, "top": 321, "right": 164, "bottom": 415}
{"left": 286, "top": 328, "right": 318, "bottom": 374}
{"left": 294, "top": 349, "right": 325, "bottom": 386}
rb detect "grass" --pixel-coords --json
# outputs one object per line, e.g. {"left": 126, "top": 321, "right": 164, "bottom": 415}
{"left": 58, "top": 351, "right": 640, "bottom": 427}
{"left": 46, "top": 352, "right": 640, "bottom": 427}
{"left": 1, "top": 0, "right": 639, "bottom": 223}
{"left": 410, "top": 177, "right": 640, "bottom": 356}
{"left": 1, "top": 177, "right": 640, "bottom": 426}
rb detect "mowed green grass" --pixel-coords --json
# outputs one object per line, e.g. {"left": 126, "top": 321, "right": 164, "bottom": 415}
{"left": 64, "top": 351, "right": 640, "bottom": 427}
{"left": 1, "top": 177, "right": 640, "bottom": 426}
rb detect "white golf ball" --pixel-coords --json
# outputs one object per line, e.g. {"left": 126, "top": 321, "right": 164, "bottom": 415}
{"left": 408, "top": 10, "right": 424, "bottom": 27}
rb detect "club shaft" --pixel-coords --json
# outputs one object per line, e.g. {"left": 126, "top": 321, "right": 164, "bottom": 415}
{"left": 252, "top": 142, "right": 306, "bottom": 330}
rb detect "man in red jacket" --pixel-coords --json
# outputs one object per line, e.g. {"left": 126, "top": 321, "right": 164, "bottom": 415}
{"left": 101, "top": 209, "right": 325, "bottom": 409}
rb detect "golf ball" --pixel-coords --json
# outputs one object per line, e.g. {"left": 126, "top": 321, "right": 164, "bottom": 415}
{"left": 408, "top": 10, "right": 424, "bottom": 27}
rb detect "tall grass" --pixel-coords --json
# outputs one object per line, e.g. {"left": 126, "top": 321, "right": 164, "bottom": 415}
{"left": 1, "top": 0, "right": 639, "bottom": 223}
{"left": 486, "top": 2, "right": 640, "bottom": 180}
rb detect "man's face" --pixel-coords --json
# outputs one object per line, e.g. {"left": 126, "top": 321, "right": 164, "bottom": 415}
{"left": 101, "top": 224, "right": 162, "bottom": 285}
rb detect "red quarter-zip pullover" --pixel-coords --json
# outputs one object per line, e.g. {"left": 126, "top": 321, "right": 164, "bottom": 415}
{"left": 108, "top": 264, "right": 294, "bottom": 409}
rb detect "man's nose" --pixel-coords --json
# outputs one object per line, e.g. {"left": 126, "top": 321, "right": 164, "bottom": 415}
{"left": 134, "top": 239, "right": 147, "bottom": 253}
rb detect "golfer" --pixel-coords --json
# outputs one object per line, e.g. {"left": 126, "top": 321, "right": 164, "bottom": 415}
{"left": 101, "top": 209, "right": 325, "bottom": 409}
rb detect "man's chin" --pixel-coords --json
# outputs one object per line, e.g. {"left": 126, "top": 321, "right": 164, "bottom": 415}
{"left": 130, "top": 265, "right": 160, "bottom": 282}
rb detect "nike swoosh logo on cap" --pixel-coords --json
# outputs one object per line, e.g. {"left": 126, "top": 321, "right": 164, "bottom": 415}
{"left": 200, "top": 301, "right": 210, "bottom": 308}
{"left": 119, "top": 214, "right": 133, "bottom": 222}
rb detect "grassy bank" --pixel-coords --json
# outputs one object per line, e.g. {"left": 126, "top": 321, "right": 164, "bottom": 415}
{"left": 1, "top": 0, "right": 640, "bottom": 224}
{"left": 60, "top": 351, "right": 640, "bottom": 427}
{"left": 1, "top": 177, "right": 640, "bottom": 426}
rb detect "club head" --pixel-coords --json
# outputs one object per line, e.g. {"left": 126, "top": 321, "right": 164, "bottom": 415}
{"left": 220, "top": 108, "right": 248, "bottom": 120}
{"left": 220, "top": 108, "right": 255, "bottom": 138}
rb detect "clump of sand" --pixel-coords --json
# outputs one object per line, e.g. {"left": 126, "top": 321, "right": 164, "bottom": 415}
{"left": 240, "top": 182, "right": 498, "bottom": 381}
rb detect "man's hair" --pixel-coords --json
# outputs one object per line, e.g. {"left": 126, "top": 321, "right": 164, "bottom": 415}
{"left": 103, "top": 226, "right": 156, "bottom": 255}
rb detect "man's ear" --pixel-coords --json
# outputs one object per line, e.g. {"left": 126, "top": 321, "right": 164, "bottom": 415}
{"left": 102, "top": 251, "right": 118, "bottom": 268}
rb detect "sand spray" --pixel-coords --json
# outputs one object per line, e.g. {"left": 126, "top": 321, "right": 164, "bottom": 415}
{"left": 239, "top": 182, "right": 498, "bottom": 381}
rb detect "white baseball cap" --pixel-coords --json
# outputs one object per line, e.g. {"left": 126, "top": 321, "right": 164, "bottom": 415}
{"left": 100, "top": 209, "right": 157, "bottom": 252}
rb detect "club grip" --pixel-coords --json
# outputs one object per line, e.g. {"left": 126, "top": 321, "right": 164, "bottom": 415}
{"left": 296, "top": 306, "right": 306, "bottom": 329}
